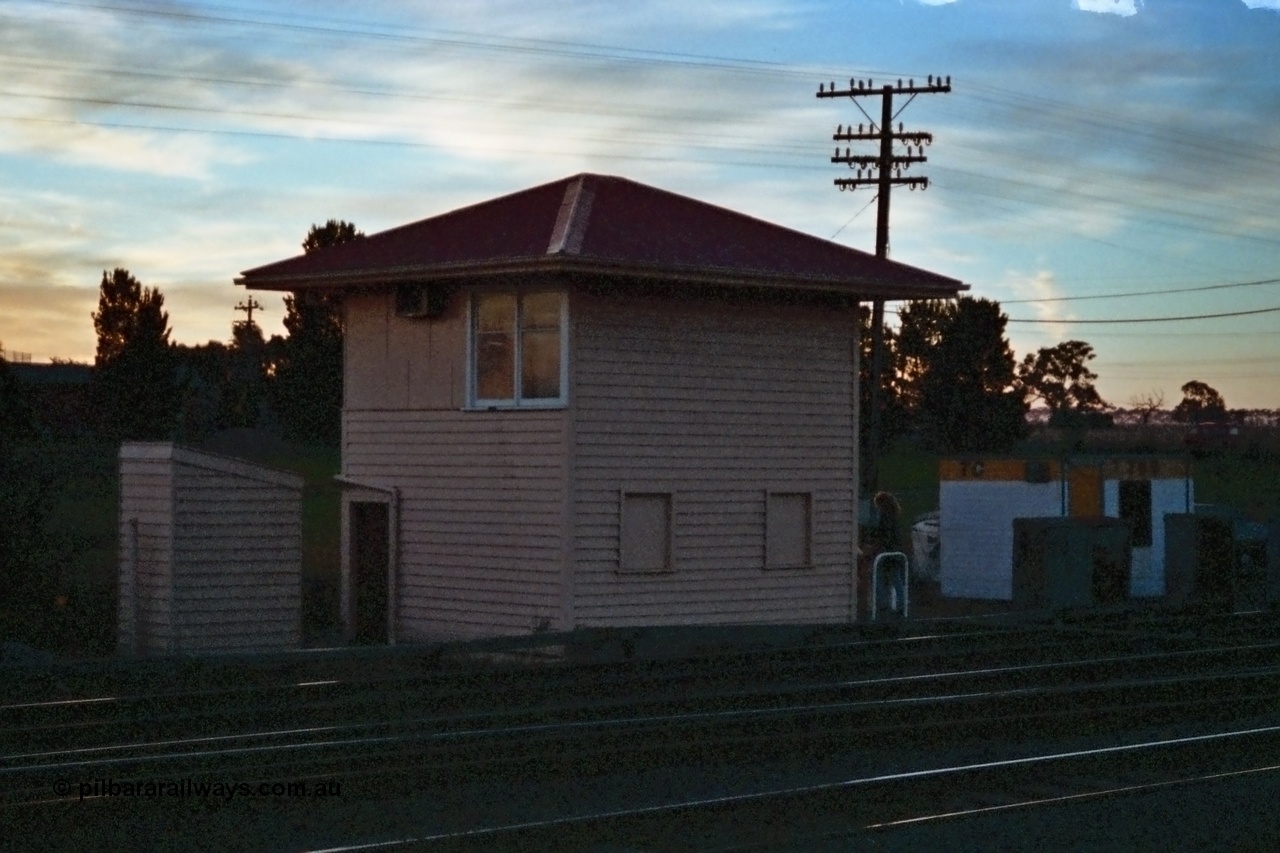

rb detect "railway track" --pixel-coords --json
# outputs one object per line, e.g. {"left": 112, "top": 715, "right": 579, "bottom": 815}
{"left": 2, "top": 608, "right": 1277, "bottom": 850}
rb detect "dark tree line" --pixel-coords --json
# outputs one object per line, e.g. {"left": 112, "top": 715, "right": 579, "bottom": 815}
{"left": 861, "top": 296, "right": 1110, "bottom": 454}
{"left": 82, "top": 219, "right": 362, "bottom": 447}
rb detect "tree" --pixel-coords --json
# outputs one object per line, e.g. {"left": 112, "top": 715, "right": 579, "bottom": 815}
{"left": 893, "top": 299, "right": 951, "bottom": 423}
{"left": 90, "top": 268, "right": 178, "bottom": 441}
{"left": 1172, "top": 380, "right": 1226, "bottom": 423}
{"left": 224, "top": 318, "right": 269, "bottom": 429}
{"left": 914, "top": 297, "right": 1027, "bottom": 452}
{"left": 1128, "top": 389, "right": 1165, "bottom": 426}
{"left": 302, "top": 219, "right": 363, "bottom": 254}
{"left": 856, "top": 304, "right": 903, "bottom": 448}
{"left": 1017, "top": 340, "right": 1108, "bottom": 419}
{"left": 272, "top": 220, "right": 363, "bottom": 446}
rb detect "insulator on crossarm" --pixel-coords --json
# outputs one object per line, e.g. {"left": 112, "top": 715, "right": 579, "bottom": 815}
{"left": 898, "top": 79, "right": 903, "bottom": 88}
{"left": 858, "top": 123, "right": 863, "bottom": 133}
{"left": 833, "top": 147, "right": 839, "bottom": 157}
{"left": 837, "top": 124, "right": 843, "bottom": 135}
{"left": 928, "top": 75, "right": 933, "bottom": 85}
{"left": 899, "top": 122, "right": 904, "bottom": 133}
{"left": 909, "top": 78, "right": 914, "bottom": 87}
{"left": 946, "top": 76, "right": 951, "bottom": 86}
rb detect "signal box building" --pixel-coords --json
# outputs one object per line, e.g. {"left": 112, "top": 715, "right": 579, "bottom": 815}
{"left": 939, "top": 456, "right": 1193, "bottom": 601}
{"left": 237, "top": 173, "right": 964, "bottom": 642}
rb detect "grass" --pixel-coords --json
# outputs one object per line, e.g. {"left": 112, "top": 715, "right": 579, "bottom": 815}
{"left": 2, "top": 438, "right": 341, "bottom": 658}
{"left": 5, "top": 429, "right": 1276, "bottom": 659}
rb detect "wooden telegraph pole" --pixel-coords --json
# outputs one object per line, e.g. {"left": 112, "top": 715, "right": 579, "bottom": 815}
{"left": 234, "top": 296, "right": 264, "bottom": 330}
{"left": 816, "top": 75, "right": 950, "bottom": 494}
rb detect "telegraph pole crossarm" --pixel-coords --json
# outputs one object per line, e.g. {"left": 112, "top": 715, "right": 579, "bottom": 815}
{"left": 234, "top": 296, "right": 264, "bottom": 329}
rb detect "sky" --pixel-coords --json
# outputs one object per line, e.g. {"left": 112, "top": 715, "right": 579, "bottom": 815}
{"left": 2, "top": 0, "right": 1279, "bottom": 409}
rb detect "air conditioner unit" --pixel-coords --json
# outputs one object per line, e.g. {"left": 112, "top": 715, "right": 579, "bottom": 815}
{"left": 395, "top": 283, "right": 451, "bottom": 319}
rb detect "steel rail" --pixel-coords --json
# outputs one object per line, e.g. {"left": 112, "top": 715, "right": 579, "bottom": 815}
{"left": 7, "top": 629, "right": 1274, "bottom": 755}
{"left": 6, "top": 661, "right": 1279, "bottom": 794}
{"left": 296, "top": 722, "right": 1280, "bottom": 851}
{"left": 8, "top": 638, "right": 1279, "bottom": 764}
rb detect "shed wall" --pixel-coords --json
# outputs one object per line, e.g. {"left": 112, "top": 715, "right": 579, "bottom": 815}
{"left": 118, "top": 456, "right": 174, "bottom": 654}
{"left": 171, "top": 464, "right": 302, "bottom": 652}
{"left": 1103, "top": 477, "right": 1193, "bottom": 597}
{"left": 940, "top": 481, "right": 1064, "bottom": 600}
{"left": 570, "top": 291, "right": 858, "bottom": 627}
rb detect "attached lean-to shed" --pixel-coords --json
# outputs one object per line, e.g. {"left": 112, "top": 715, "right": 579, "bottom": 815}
{"left": 237, "top": 172, "right": 966, "bottom": 643}
{"left": 939, "top": 456, "right": 1193, "bottom": 601}
{"left": 118, "top": 442, "right": 304, "bottom": 655}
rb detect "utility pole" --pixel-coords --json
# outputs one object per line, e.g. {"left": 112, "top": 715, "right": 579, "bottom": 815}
{"left": 817, "top": 75, "right": 950, "bottom": 494}
{"left": 234, "top": 296, "right": 264, "bottom": 330}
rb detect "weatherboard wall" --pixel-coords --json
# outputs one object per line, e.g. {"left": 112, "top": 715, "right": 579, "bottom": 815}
{"left": 117, "top": 450, "right": 175, "bottom": 655}
{"left": 118, "top": 443, "right": 303, "bottom": 655}
{"left": 569, "top": 289, "right": 860, "bottom": 627}
{"left": 341, "top": 291, "right": 569, "bottom": 642}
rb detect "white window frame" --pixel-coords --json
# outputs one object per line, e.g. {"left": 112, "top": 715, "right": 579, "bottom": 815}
{"left": 466, "top": 289, "right": 569, "bottom": 409}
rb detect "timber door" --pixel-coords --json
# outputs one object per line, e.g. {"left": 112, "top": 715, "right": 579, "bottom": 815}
{"left": 350, "top": 502, "right": 389, "bottom": 645}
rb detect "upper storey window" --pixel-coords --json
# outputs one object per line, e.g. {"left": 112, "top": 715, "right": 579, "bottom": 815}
{"left": 470, "top": 291, "right": 567, "bottom": 407}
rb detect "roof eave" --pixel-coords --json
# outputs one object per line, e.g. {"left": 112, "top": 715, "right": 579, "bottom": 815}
{"left": 236, "top": 256, "right": 967, "bottom": 300}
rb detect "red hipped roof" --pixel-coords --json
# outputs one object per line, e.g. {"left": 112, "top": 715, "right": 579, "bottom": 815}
{"left": 236, "top": 173, "right": 965, "bottom": 299}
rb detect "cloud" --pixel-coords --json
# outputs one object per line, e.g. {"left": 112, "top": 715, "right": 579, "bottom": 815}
{"left": 1005, "top": 269, "right": 1074, "bottom": 347}
{"left": 1242, "top": 1, "right": 1280, "bottom": 8}
{"left": 1075, "top": 0, "right": 1141, "bottom": 15}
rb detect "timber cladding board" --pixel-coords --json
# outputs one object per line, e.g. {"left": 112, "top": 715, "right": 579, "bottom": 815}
{"left": 345, "top": 408, "right": 569, "bottom": 641}
{"left": 119, "top": 442, "right": 303, "bottom": 655}
{"left": 343, "top": 290, "right": 465, "bottom": 411}
{"left": 571, "top": 292, "right": 855, "bottom": 625}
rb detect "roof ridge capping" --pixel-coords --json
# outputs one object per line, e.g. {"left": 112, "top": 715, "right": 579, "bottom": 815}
{"left": 546, "top": 174, "right": 596, "bottom": 256}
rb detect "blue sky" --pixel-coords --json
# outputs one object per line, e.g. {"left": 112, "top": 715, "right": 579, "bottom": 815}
{"left": 2, "top": 0, "right": 1278, "bottom": 408}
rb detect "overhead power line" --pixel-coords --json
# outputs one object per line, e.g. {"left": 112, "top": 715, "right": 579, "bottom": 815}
{"left": 1002, "top": 278, "right": 1280, "bottom": 304}
{"left": 1006, "top": 305, "right": 1280, "bottom": 324}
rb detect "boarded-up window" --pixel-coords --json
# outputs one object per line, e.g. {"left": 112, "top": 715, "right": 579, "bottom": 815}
{"left": 767, "top": 492, "right": 812, "bottom": 569}
{"left": 620, "top": 492, "right": 673, "bottom": 573}
{"left": 1118, "top": 480, "right": 1152, "bottom": 547}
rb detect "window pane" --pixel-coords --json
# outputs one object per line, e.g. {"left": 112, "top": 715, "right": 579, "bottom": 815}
{"left": 522, "top": 291, "right": 561, "bottom": 331}
{"left": 476, "top": 292, "right": 516, "bottom": 333}
{"left": 521, "top": 329, "right": 561, "bottom": 399}
{"left": 474, "top": 293, "right": 515, "bottom": 400}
